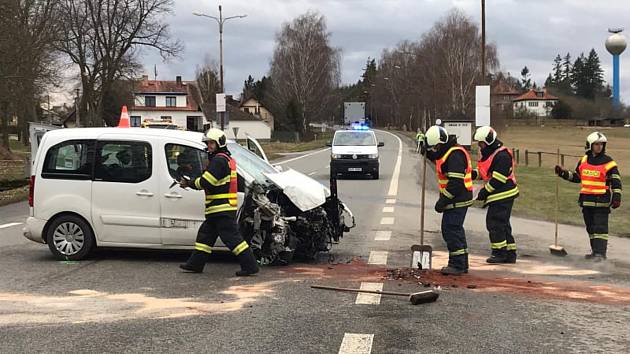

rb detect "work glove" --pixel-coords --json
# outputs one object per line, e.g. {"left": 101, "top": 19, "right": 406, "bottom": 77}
{"left": 611, "top": 194, "right": 622, "bottom": 209}
{"left": 434, "top": 197, "right": 449, "bottom": 213}
{"left": 554, "top": 165, "right": 569, "bottom": 179}
{"left": 476, "top": 188, "right": 489, "bottom": 201}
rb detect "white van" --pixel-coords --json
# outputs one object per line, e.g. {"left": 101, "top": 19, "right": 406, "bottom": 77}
{"left": 24, "top": 127, "right": 354, "bottom": 262}
{"left": 329, "top": 129, "right": 384, "bottom": 179}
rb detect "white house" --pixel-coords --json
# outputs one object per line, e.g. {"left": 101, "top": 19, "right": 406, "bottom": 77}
{"left": 221, "top": 105, "right": 272, "bottom": 140}
{"left": 512, "top": 88, "right": 559, "bottom": 117}
{"left": 240, "top": 97, "right": 275, "bottom": 131}
{"left": 129, "top": 76, "right": 205, "bottom": 131}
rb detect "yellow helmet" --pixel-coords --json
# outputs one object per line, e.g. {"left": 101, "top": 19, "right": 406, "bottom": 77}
{"left": 425, "top": 125, "right": 449, "bottom": 148}
{"left": 585, "top": 132, "right": 607, "bottom": 151}
{"left": 473, "top": 126, "right": 497, "bottom": 145}
{"left": 203, "top": 128, "right": 227, "bottom": 148}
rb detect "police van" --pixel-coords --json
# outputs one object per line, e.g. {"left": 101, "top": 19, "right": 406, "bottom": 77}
{"left": 329, "top": 126, "right": 384, "bottom": 179}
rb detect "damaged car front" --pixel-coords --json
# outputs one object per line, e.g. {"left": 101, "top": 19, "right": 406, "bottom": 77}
{"left": 230, "top": 140, "right": 355, "bottom": 265}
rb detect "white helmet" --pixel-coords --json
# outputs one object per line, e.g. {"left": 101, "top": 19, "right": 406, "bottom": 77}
{"left": 585, "top": 132, "right": 607, "bottom": 151}
{"left": 425, "top": 125, "right": 449, "bottom": 148}
{"left": 474, "top": 126, "right": 497, "bottom": 145}
{"left": 203, "top": 128, "right": 227, "bottom": 148}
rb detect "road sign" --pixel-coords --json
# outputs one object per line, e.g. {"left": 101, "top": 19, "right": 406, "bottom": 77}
{"left": 475, "top": 85, "right": 490, "bottom": 127}
{"left": 216, "top": 93, "right": 226, "bottom": 112}
{"left": 444, "top": 122, "right": 472, "bottom": 147}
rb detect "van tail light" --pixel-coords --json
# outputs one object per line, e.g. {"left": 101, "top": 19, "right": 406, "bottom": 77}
{"left": 28, "top": 175, "right": 35, "bottom": 207}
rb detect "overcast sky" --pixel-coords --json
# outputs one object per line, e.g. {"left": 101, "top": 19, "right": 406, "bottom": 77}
{"left": 137, "top": 0, "right": 629, "bottom": 103}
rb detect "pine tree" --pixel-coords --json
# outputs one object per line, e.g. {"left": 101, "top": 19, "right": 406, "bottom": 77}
{"left": 584, "top": 48, "right": 605, "bottom": 99}
{"left": 242, "top": 75, "right": 255, "bottom": 100}
{"left": 520, "top": 66, "right": 532, "bottom": 90}
{"left": 552, "top": 54, "right": 563, "bottom": 86}
{"left": 544, "top": 74, "right": 554, "bottom": 88}
{"left": 571, "top": 53, "right": 587, "bottom": 98}
{"left": 559, "top": 53, "right": 572, "bottom": 93}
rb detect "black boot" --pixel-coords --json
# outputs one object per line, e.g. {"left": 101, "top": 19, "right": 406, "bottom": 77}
{"left": 505, "top": 250, "right": 517, "bottom": 264}
{"left": 180, "top": 251, "right": 209, "bottom": 273}
{"left": 585, "top": 238, "right": 595, "bottom": 259}
{"left": 235, "top": 248, "right": 259, "bottom": 276}
{"left": 441, "top": 266, "right": 467, "bottom": 275}
{"left": 442, "top": 255, "right": 467, "bottom": 275}
{"left": 486, "top": 249, "right": 508, "bottom": 264}
{"left": 591, "top": 239, "right": 608, "bottom": 262}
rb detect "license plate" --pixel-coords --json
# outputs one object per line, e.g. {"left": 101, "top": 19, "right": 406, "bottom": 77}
{"left": 348, "top": 168, "right": 362, "bottom": 172}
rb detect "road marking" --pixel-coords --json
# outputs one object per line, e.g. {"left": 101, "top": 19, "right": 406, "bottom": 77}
{"left": 339, "top": 333, "right": 374, "bottom": 354}
{"left": 355, "top": 282, "right": 383, "bottom": 305}
{"left": 308, "top": 171, "right": 317, "bottom": 176}
{"left": 382, "top": 206, "right": 394, "bottom": 213}
{"left": 0, "top": 222, "right": 22, "bottom": 229}
{"left": 380, "top": 217, "right": 394, "bottom": 225}
{"left": 368, "top": 251, "right": 388, "bottom": 265}
{"left": 377, "top": 130, "right": 403, "bottom": 197}
{"left": 374, "top": 231, "right": 391, "bottom": 241}
{"left": 276, "top": 148, "right": 330, "bottom": 165}
{"left": 385, "top": 198, "right": 396, "bottom": 204}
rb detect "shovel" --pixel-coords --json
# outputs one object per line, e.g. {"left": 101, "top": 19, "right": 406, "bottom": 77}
{"left": 549, "top": 147, "right": 567, "bottom": 256}
{"left": 412, "top": 148, "right": 433, "bottom": 269}
{"left": 311, "top": 285, "right": 439, "bottom": 305}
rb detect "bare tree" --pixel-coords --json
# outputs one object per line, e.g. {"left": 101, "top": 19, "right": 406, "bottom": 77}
{"left": 195, "top": 58, "right": 221, "bottom": 123}
{"left": 268, "top": 11, "right": 341, "bottom": 135}
{"left": 55, "top": 0, "right": 182, "bottom": 127}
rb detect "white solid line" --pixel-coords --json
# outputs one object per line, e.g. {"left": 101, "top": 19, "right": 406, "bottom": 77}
{"left": 374, "top": 231, "right": 392, "bottom": 241}
{"left": 368, "top": 251, "right": 388, "bottom": 265}
{"left": 382, "top": 206, "right": 394, "bottom": 213}
{"left": 308, "top": 171, "right": 317, "bottom": 176}
{"left": 376, "top": 130, "right": 403, "bottom": 197}
{"left": 385, "top": 198, "right": 396, "bottom": 204}
{"left": 339, "top": 333, "right": 374, "bottom": 354}
{"left": 0, "top": 222, "right": 22, "bottom": 229}
{"left": 355, "top": 282, "right": 383, "bottom": 305}
{"left": 380, "top": 217, "right": 394, "bottom": 225}
{"left": 276, "top": 148, "right": 330, "bottom": 165}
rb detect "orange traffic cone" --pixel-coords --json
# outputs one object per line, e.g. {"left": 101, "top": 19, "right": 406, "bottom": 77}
{"left": 118, "top": 105, "right": 130, "bottom": 128}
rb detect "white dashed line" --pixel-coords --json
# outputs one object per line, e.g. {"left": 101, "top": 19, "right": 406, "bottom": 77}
{"left": 379, "top": 217, "right": 394, "bottom": 225}
{"left": 382, "top": 206, "right": 394, "bottom": 213}
{"left": 308, "top": 171, "right": 317, "bottom": 176}
{"left": 355, "top": 282, "right": 383, "bottom": 305}
{"left": 0, "top": 222, "right": 22, "bottom": 229}
{"left": 368, "top": 251, "right": 388, "bottom": 265}
{"left": 339, "top": 333, "right": 374, "bottom": 354}
{"left": 374, "top": 231, "right": 391, "bottom": 241}
{"left": 276, "top": 148, "right": 330, "bottom": 165}
{"left": 385, "top": 199, "right": 396, "bottom": 204}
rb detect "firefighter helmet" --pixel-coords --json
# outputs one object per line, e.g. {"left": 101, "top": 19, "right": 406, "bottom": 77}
{"left": 425, "top": 125, "right": 449, "bottom": 148}
{"left": 473, "top": 126, "right": 497, "bottom": 145}
{"left": 202, "top": 128, "right": 227, "bottom": 148}
{"left": 585, "top": 132, "right": 607, "bottom": 151}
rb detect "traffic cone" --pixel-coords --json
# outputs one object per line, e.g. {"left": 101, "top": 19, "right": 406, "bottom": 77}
{"left": 118, "top": 105, "right": 130, "bottom": 128}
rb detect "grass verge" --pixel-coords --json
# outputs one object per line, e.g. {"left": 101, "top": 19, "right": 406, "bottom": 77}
{"left": 260, "top": 133, "right": 333, "bottom": 161}
{"left": 512, "top": 165, "right": 629, "bottom": 237}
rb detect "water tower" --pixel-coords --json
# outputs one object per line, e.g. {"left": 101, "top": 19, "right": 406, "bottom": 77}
{"left": 605, "top": 28, "right": 627, "bottom": 109}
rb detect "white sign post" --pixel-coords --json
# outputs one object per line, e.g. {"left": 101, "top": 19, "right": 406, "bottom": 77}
{"left": 444, "top": 122, "right": 472, "bottom": 147}
{"left": 475, "top": 85, "right": 491, "bottom": 127}
{"left": 216, "top": 93, "right": 226, "bottom": 113}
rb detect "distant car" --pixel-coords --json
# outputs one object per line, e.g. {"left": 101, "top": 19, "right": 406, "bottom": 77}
{"left": 329, "top": 129, "right": 384, "bottom": 179}
{"left": 141, "top": 120, "right": 181, "bottom": 130}
{"left": 624, "top": 124, "right": 630, "bottom": 128}
{"left": 23, "top": 127, "right": 354, "bottom": 263}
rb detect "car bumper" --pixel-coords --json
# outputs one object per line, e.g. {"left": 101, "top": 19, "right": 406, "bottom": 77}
{"left": 23, "top": 217, "right": 47, "bottom": 244}
{"left": 331, "top": 159, "right": 379, "bottom": 174}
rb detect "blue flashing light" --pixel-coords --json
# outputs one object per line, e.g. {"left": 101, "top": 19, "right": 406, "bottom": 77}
{"left": 351, "top": 122, "right": 370, "bottom": 130}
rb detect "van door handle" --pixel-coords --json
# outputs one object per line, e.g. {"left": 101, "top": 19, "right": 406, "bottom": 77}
{"left": 164, "top": 193, "right": 183, "bottom": 199}
{"left": 136, "top": 191, "right": 154, "bottom": 197}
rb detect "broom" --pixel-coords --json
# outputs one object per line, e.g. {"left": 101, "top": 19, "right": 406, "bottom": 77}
{"left": 549, "top": 147, "right": 567, "bottom": 256}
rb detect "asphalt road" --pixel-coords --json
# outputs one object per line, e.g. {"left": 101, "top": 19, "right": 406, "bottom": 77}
{"left": 1, "top": 130, "right": 629, "bottom": 353}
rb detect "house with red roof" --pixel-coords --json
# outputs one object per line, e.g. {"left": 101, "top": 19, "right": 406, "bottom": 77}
{"left": 512, "top": 88, "right": 559, "bottom": 117}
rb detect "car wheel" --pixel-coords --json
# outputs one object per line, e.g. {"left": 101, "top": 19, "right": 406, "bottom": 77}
{"left": 46, "top": 215, "right": 95, "bottom": 261}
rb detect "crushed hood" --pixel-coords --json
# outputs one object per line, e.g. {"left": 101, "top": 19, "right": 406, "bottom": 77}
{"left": 263, "top": 169, "right": 329, "bottom": 212}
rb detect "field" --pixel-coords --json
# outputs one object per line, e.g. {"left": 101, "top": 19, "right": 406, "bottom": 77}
{"left": 260, "top": 132, "right": 333, "bottom": 161}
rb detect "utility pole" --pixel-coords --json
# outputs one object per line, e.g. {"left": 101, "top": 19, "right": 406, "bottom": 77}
{"left": 75, "top": 88, "right": 80, "bottom": 128}
{"left": 481, "top": 0, "right": 486, "bottom": 84}
{"left": 193, "top": 5, "right": 247, "bottom": 131}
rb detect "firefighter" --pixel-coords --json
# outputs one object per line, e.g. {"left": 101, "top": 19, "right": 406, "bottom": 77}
{"left": 415, "top": 128, "right": 425, "bottom": 153}
{"left": 179, "top": 128, "right": 260, "bottom": 276}
{"left": 555, "top": 132, "right": 622, "bottom": 261}
{"left": 472, "top": 126, "right": 519, "bottom": 264}
{"left": 423, "top": 125, "right": 474, "bottom": 275}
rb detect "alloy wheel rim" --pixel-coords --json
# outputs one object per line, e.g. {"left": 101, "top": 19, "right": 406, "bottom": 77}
{"left": 52, "top": 222, "right": 85, "bottom": 256}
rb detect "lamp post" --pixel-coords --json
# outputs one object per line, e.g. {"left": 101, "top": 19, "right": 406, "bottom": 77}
{"left": 194, "top": 6, "right": 247, "bottom": 130}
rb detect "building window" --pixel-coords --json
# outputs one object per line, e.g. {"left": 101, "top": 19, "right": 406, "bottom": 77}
{"left": 161, "top": 116, "right": 172, "bottom": 121}
{"left": 528, "top": 101, "right": 539, "bottom": 107}
{"left": 130, "top": 116, "right": 141, "bottom": 127}
{"left": 166, "top": 96, "right": 177, "bottom": 107}
{"left": 145, "top": 96, "right": 156, "bottom": 107}
{"left": 545, "top": 101, "right": 554, "bottom": 107}
{"left": 187, "top": 116, "right": 203, "bottom": 132}
{"left": 244, "top": 107, "right": 250, "bottom": 113}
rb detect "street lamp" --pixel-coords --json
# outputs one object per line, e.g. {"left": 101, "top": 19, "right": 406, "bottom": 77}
{"left": 193, "top": 5, "right": 247, "bottom": 130}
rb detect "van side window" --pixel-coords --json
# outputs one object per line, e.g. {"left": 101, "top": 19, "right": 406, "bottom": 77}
{"left": 95, "top": 141, "right": 152, "bottom": 183}
{"left": 42, "top": 140, "right": 94, "bottom": 180}
{"left": 165, "top": 144, "right": 206, "bottom": 181}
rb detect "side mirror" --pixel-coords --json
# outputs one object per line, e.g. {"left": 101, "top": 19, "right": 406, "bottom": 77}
{"left": 326, "top": 142, "right": 332, "bottom": 147}
{"left": 378, "top": 142, "right": 385, "bottom": 147}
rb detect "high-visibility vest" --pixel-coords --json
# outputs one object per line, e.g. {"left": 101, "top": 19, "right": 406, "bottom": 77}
{"left": 204, "top": 153, "right": 238, "bottom": 215}
{"left": 436, "top": 146, "right": 473, "bottom": 195}
{"left": 477, "top": 146, "right": 517, "bottom": 183}
{"left": 579, "top": 155, "right": 617, "bottom": 195}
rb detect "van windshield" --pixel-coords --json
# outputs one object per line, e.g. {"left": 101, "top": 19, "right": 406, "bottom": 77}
{"left": 333, "top": 132, "right": 376, "bottom": 146}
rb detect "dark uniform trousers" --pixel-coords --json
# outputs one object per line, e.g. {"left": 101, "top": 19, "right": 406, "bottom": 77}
{"left": 486, "top": 199, "right": 516, "bottom": 256}
{"left": 187, "top": 215, "right": 250, "bottom": 267}
{"left": 582, "top": 207, "right": 609, "bottom": 256}
{"left": 442, "top": 207, "right": 469, "bottom": 269}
